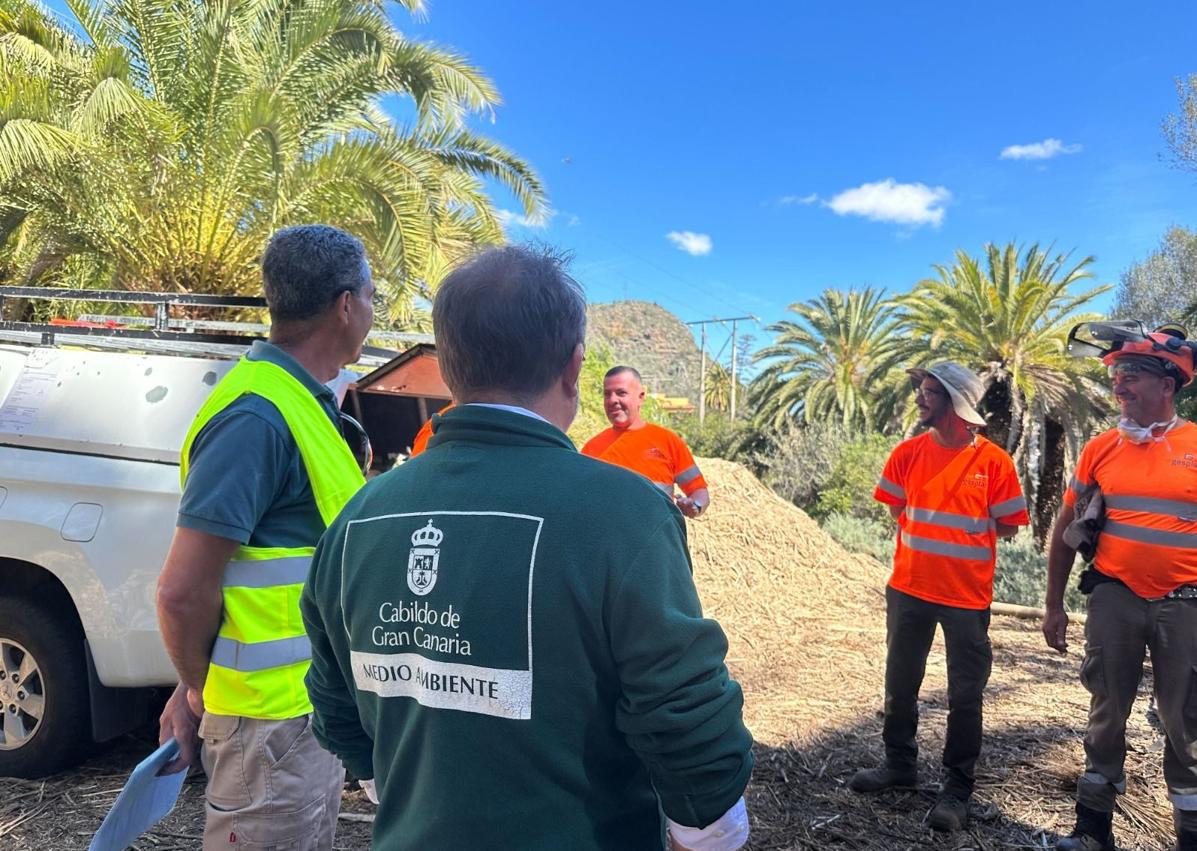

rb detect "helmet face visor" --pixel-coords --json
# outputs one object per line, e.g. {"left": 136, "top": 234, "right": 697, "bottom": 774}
{"left": 1067, "top": 320, "right": 1148, "bottom": 359}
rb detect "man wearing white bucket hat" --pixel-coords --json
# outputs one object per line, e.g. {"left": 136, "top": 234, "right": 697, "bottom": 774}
{"left": 849, "top": 361, "right": 1029, "bottom": 833}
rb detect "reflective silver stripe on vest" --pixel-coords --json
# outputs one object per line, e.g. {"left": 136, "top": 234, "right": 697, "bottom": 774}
{"left": 1103, "top": 520, "right": 1197, "bottom": 549}
{"left": 1068, "top": 477, "right": 1086, "bottom": 494}
{"left": 878, "top": 476, "right": 906, "bottom": 499}
{"left": 990, "top": 495, "right": 1027, "bottom": 519}
{"left": 1104, "top": 495, "right": 1197, "bottom": 522}
{"left": 905, "top": 507, "right": 994, "bottom": 535}
{"left": 210, "top": 635, "right": 312, "bottom": 672}
{"left": 675, "top": 465, "right": 702, "bottom": 486}
{"left": 901, "top": 531, "right": 991, "bottom": 562}
{"left": 223, "top": 556, "right": 313, "bottom": 589}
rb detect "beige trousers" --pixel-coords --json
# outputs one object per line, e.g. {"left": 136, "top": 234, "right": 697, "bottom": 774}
{"left": 199, "top": 713, "right": 345, "bottom": 851}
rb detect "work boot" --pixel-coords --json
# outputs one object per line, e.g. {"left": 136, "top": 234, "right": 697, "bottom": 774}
{"left": 928, "top": 793, "right": 969, "bottom": 832}
{"left": 1057, "top": 803, "right": 1115, "bottom": 850}
{"left": 847, "top": 764, "right": 916, "bottom": 793}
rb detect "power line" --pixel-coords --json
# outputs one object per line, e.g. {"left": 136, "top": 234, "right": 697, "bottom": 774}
{"left": 586, "top": 230, "right": 754, "bottom": 318}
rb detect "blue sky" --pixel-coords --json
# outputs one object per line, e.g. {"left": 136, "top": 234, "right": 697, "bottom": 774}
{"left": 402, "top": 1, "right": 1197, "bottom": 360}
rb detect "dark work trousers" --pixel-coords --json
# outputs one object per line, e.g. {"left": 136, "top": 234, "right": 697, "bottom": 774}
{"left": 1077, "top": 581, "right": 1197, "bottom": 830}
{"left": 883, "top": 585, "right": 994, "bottom": 799}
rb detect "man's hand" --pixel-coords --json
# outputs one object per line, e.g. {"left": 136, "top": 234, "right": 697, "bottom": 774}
{"left": 158, "top": 682, "right": 203, "bottom": 774}
{"left": 675, "top": 496, "right": 704, "bottom": 518}
{"left": 675, "top": 488, "right": 710, "bottom": 519}
{"left": 1042, "top": 606, "right": 1069, "bottom": 654}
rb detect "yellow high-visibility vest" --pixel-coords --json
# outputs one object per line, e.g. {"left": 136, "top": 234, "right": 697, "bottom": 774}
{"left": 180, "top": 357, "right": 366, "bottom": 718}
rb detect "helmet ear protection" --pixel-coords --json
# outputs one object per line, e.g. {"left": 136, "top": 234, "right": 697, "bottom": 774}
{"left": 1067, "top": 321, "right": 1197, "bottom": 388}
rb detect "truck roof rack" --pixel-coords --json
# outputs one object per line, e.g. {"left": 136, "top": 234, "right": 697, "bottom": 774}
{"left": 0, "top": 286, "right": 416, "bottom": 364}
{"left": 0, "top": 286, "right": 267, "bottom": 347}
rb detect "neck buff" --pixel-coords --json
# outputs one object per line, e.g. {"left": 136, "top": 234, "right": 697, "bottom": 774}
{"left": 1117, "top": 415, "right": 1179, "bottom": 445}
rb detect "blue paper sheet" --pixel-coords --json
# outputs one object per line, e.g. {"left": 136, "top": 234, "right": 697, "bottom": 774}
{"left": 89, "top": 738, "right": 189, "bottom": 851}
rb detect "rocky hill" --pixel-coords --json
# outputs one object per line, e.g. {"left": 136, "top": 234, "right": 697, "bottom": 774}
{"left": 586, "top": 300, "right": 702, "bottom": 403}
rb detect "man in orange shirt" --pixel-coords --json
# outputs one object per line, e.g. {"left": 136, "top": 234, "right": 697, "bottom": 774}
{"left": 1043, "top": 330, "right": 1197, "bottom": 851}
{"left": 850, "top": 362, "right": 1028, "bottom": 833}
{"left": 582, "top": 366, "right": 709, "bottom": 518}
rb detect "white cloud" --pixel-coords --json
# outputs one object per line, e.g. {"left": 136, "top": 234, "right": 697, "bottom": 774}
{"left": 666, "top": 230, "right": 713, "bottom": 256}
{"left": 825, "top": 178, "right": 951, "bottom": 227}
{"left": 779, "top": 193, "right": 819, "bottom": 206}
{"left": 496, "top": 208, "right": 554, "bottom": 230}
{"left": 999, "top": 138, "right": 1082, "bottom": 160}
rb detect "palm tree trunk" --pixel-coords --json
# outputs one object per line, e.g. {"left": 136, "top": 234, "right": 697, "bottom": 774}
{"left": 980, "top": 380, "right": 1012, "bottom": 448}
{"left": 1007, "top": 385, "right": 1025, "bottom": 455}
{"left": 1034, "top": 416, "right": 1066, "bottom": 548}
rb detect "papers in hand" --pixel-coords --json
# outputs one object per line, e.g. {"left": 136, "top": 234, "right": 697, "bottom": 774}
{"left": 89, "top": 738, "right": 189, "bottom": 851}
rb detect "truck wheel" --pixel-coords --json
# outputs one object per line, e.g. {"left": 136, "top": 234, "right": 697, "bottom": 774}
{"left": 0, "top": 597, "right": 90, "bottom": 778}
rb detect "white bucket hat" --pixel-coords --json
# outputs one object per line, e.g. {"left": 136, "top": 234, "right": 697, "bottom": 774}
{"left": 906, "top": 361, "right": 986, "bottom": 427}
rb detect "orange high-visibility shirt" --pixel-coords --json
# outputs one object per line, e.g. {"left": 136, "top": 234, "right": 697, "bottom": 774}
{"left": 874, "top": 432, "right": 1030, "bottom": 610}
{"left": 581, "top": 423, "right": 708, "bottom": 496}
{"left": 1064, "top": 422, "right": 1197, "bottom": 599}
{"left": 409, "top": 403, "right": 454, "bottom": 457}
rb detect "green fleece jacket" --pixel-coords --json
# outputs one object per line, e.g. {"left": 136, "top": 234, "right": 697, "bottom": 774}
{"left": 300, "top": 405, "right": 752, "bottom": 850}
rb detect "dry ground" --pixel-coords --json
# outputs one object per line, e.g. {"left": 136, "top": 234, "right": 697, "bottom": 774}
{"left": 0, "top": 459, "right": 1175, "bottom": 849}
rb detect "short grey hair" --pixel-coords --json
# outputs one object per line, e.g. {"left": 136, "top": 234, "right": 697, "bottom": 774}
{"left": 261, "top": 225, "right": 368, "bottom": 321}
{"left": 433, "top": 245, "right": 586, "bottom": 400}
{"left": 605, "top": 365, "right": 641, "bottom": 383}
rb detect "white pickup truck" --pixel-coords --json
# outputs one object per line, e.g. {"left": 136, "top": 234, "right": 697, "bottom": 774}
{"left": 0, "top": 288, "right": 423, "bottom": 778}
{"left": 0, "top": 342, "right": 238, "bottom": 778}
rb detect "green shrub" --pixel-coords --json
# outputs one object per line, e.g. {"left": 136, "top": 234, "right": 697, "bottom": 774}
{"left": 754, "top": 421, "right": 852, "bottom": 510}
{"left": 669, "top": 413, "right": 767, "bottom": 468}
{"left": 993, "top": 535, "right": 1086, "bottom": 612}
{"left": 822, "top": 513, "right": 894, "bottom": 562}
{"left": 813, "top": 432, "right": 898, "bottom": 523}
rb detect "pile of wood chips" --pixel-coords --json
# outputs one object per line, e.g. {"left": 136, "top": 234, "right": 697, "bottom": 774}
{"left": 689, "top": 457, "right": 1174, "bottom": 850}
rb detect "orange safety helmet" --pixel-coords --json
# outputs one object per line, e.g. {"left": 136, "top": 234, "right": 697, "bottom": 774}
{"left": 1101, "top": 328, "right": 1196, "bottom": 387}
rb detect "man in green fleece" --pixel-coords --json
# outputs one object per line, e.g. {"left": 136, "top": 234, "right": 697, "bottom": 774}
{"left": 301, "top": 245, "right": 753, "bottom": 850}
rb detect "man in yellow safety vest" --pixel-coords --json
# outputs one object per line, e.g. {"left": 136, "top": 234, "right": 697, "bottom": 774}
{"left": 156, "top": 225, "right": 373, "bottom": 850}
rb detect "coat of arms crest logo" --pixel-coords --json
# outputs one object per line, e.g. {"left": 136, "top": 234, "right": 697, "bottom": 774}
{"left": 407, "top": 519, "right": 443, "bottom": 596}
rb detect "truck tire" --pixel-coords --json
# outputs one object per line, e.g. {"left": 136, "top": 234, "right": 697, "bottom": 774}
{"left": 0, "top": 596, "right": 90, "bottom": 778}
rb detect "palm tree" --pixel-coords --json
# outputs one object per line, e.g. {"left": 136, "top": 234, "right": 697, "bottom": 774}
{"left": 0, "top": 0, "right": 545, "bottom": 326}
{"left": 750, "top": 287, "right": 909, "bottom": 431}
{"left": 703, "top": 361, "right": 733, "bottom": 413}
{"left": 899, "top": 243, "right": 1111, "bottom": 541}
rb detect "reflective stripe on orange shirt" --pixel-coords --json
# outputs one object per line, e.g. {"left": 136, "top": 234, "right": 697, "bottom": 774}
{"left": 990, "top": 495, "right": 1027, "bottom": 518}
{"left": 1103, "top": 495, "right": 1197, "bottom": 521}
{"left": 878, "top": 476, "right": 906, "bottom": 500}
{"left": 905, "top": 506, "right": 994, "bottom": 534}
{"left": 900, "top": 531, "right": 992, "bottom": 562}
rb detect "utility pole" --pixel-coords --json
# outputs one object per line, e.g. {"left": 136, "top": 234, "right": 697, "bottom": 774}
{"left": 687, "top": 315, "right": 755, "bottom": 423}
{"left": 730, "top": 318, "right": 738, "bottom": 421}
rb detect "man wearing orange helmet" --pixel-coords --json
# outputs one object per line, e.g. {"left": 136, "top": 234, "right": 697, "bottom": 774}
{"left": 1043, "top": 327, "right": 1197, "bottom": 851}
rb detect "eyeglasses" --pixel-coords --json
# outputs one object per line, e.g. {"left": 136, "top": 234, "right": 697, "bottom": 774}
{"left": 911, "top": 384, "right": 947, "bottom": 399}
{"left": 339, "top": 412, "right": 374, "bottom": 475}
{"left": 1107, "top": 362, "right": 1173, "bottom": 380}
